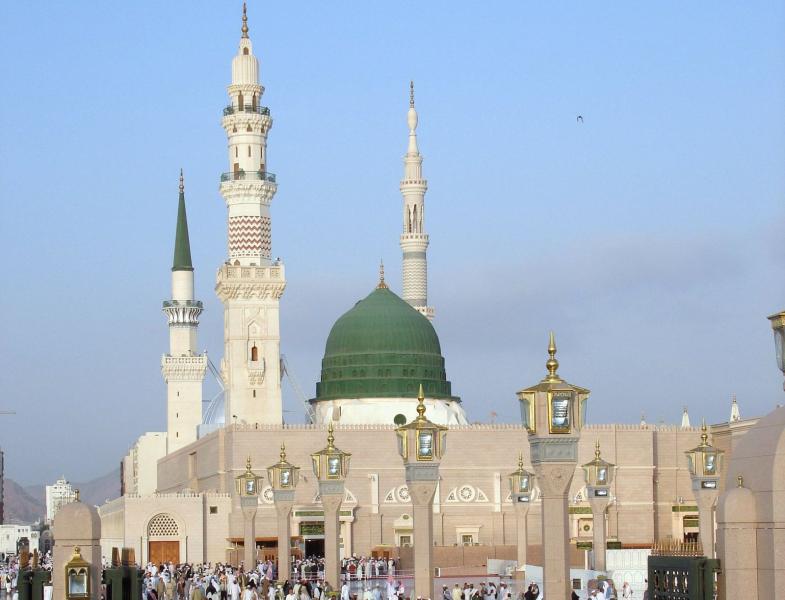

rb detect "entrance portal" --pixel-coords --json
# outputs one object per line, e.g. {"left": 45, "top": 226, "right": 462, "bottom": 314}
{"left": 304, "top": 538, "right": 325, "bottom": 557}
{"left": 149, "top": 540, "right": 180, "bottom": 564}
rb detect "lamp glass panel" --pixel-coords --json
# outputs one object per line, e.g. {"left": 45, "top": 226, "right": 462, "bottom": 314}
{"left": 703, "top": 452, "right": 717, "bottom": 476}
{"left": 520, "top": 398, "right": 531, "bottom": 430}
{"left": 327, "top": 456, "right": 340, "bottom": 477}
{"left": 245, "top": 479, "right": 256, "bottom": 495}
{"left": 280, "top": 469, "right": 291, "bottom": 487}
{"left": 417, "top": 430, "right": 434, "bottom": 459}
{"left": 68, "top": 571, "right": 87, "bottom": 595}
{"left": 597, "top": 467, "right": 608, "bottom": 485}
{"left": 550, "top": 392, "right": 571, "bottom": 432}
{"left": 775, "top": 329, "right": 785, "bottom": 373}
{"left": 519, "top": 475, "right": 529, "bottom": 493}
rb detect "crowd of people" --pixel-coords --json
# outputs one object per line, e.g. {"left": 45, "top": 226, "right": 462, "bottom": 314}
{"left": 0, "top": 550, "right": 54, "bottom": 599}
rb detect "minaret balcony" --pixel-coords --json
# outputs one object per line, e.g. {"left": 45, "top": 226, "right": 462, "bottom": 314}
{"left": 220, "top": 170, "right": 276, "bottom": 183}
{"left": 223, "top": 104, "right": 270, "bottom": 116}
{"left": 162, "top": 300, "right": 204, "bottom": 326}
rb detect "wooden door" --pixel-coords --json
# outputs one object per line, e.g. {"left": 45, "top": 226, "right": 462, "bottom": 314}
{"left": 149, "top": 541, "right": 179, "bottom": 565}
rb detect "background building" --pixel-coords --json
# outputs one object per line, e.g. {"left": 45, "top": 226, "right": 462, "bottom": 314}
{"left": 122, "top": 433, "right": 167, "bottom": 496}
{"left": 0, "top": 447, "right": 4, "bottom": 525}
{"left": 45, "top": 477, "right": 77, "bottom": 524}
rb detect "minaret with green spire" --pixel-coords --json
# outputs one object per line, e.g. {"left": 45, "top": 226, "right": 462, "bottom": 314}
{"left": 172, "top": 168, "right": 194, "bottom": 272}
{"left": 162, "top": 170, "right": 206, "bottom": 454}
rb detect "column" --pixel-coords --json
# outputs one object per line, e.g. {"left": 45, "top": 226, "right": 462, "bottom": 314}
{"left": 321, "top": 494, "right": 342, "bottom": 588}
{"left": 513, "top": 502, "right": 529, "bottom": 580}
{"left": 274, "top": 494, "right": 294, "bottom": 583}
{"left": 533, "top": 464, "right": 574, "bottom": 599}
{"left": 240, "top": 496, "right": 258, "bottom": 569}
{"left": 589, "top": 498, "right": 610, "bottom": 571}
{"left": 695, "top": 491, "right": 718, "bottom": 557}
{"left": 409, "top": 480, "right": 438, "bottom": 600}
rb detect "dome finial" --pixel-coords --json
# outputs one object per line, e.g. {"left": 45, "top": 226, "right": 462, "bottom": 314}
{"left": 377, "top": 260, "right": 388, "bottom": 289}
{"left": 545, "top": 331, "right": 560, "bottom": 380}
{"left": 179, "top": 168, "right": 184, "bottom": 193}
{"left": 241, "top": 2, "right": 249, "bottom": 38}
{"left": 416, "top": 383, "right": 426, "bottom": 419}
{"left": 737, "top": 474, "right": 744, "bottom": 488}
{"left": 410, "top": 81, "right": 415, "bottom": 108}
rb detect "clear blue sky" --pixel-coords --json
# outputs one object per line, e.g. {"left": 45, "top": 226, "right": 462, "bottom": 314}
{"left": 1, "top": 1, "right": 784, "bottom": 485}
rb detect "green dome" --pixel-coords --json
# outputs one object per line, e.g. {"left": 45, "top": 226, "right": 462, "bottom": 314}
{"left": 313, "top": 285, "right": 459, "bottom": 402}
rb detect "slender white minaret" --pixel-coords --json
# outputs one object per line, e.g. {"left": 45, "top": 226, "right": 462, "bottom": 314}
{"left": 681, "top": 406, "right": 691, "bottom": 428}
{"left": 216, "top": 3, "right": 285, "bottom": 425}
{"left": 400, "top": 82, "right": 434, "bottom": 320}
{"left": 162, "top": 171, "right": 207, "bottom": 454}
{"left": 729, "top": 394, "right": 741, "bottom": 422}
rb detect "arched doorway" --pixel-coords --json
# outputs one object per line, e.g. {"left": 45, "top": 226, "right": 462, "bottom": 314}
{"left": 147, "top": 513, "right": 180, "bottom": 564}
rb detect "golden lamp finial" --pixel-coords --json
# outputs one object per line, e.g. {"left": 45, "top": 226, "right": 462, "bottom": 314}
{"left": 74, "top": 489, "right": 80, "bottom": 502}
{"left": 179, "top": 168, "right": 184, "bottom": 193}
{"left": 280, "top": 442, "right": 287, "bottom": 463}
{"left": 377, "top": 260, "right": 388, "bottom": 289}
{"left": 595, "top": 440, "right": 601, "bottom": 460}
{"left": 737, "top": 474, "right": 744, "bottom": 488}
{"left": 245, "top": 456, "right": 252, "bottom": 472}
{"left": 241, "top": 2, "right": 249, "bottom": 38}
{"left": 700, "top": 419, "right": 708, "bottom": 446}
{"left": 416, "top": 384, "right": 426, "bottom": 419}
{"left": 410, "top": 81, "right": 415, "bottom": 108}
{"left": 327, "top": 421, "right": 335, "bottom": 449}
{"left": 517, "top": 452, "right": 524, "bottom": 471}
{"left": 545, "top": 331, "right": 560, "bottom": 380}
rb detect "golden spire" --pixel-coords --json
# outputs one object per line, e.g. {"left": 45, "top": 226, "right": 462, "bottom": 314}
{"left": 700, "top": 419, "right": 708, "bottom": 446}
{"left": 595, "top": 440, "right": 601, "bottom": 460}
{"left": 416, "top": 384, "right": 427, "bottom": 419}
{"left": 241, "top": 2, "right": 249, "bottom": 39}
{"left": 410, "top": 81, "right": 415, "bottom": 108}
{"left": 737, "top": 474, "right": 744, "bottom": 488}
{"left": 245, "top": 456, "right": 252, "bottom": 472}
{"left": 327, "top": 421, "right": 335, "bottom": 450}
{"left": 280, "top": 442, "right": 287, "bottom": 463}
{"left": 377, "top": 260, "right": 388, "bottom": 289}
{"left": 545, "top": 331, "right": 560, "bottom": 380}
{"left": 179, "top": 168, "right": 184, "bottom": 193}
{"left": 517, "top": 452, "right": 524, "bottom": 471}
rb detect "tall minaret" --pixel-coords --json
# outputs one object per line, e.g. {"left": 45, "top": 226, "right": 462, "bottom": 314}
{"left": 216, "top": 3, "right": 285, "bottom": 425}
{"left": 162, "top": 171, "right": 207, "bottom": 454}
{"left": 399, "top": 82, "right": 434, "bottom": 319}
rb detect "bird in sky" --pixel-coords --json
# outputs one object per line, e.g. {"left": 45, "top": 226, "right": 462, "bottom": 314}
{"left": 577, "top": 115, "right": 584, "bottom": 124}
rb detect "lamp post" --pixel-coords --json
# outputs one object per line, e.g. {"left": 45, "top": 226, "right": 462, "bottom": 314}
{"left": 582, "top": 441, "right": 614, "bottom": 572}
{"left": 768, "top": 310, "right": 785, "bottom": 390}
{"left": 396, "top": 384, "right": 448, "bottom": 600}
{"left": 684, "top": 421, "right": 724, "bottom": 557}
{"left": 312, "top": 423, "right": 351, "bottom": 589}
{"left": 508, "top": 452, "right": 534, "bottom": 581}
{"left": 236, "top": 457, "right": 263, "bottom": 571}
{"left": 267, "top": 443, "right": 300, "bottom": 584}
{"left": 519, "top": 333, "right": 589, "bottom": 599}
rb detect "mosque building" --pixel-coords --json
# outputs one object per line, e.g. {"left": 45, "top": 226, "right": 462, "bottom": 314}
{"left": 98, "top": 6, "right": 756, "bottom": 578}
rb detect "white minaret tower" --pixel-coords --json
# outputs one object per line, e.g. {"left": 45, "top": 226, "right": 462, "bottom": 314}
{"left": 400, "top": 82, "right": 434, "bottom": 319}
{"left": 216, "top": 3, "right": 285, "bottom": 425}
{"left": 162, "top": 171, "right": 207, "bottom": 453}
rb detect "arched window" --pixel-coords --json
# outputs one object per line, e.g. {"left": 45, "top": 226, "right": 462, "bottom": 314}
{"left": 243, "top": 47, "right": 249, "bottom": 56}
{"left": 407, "top": 207, "right": 412, "bottom": 233}
{"left": 412, "top": 206, "right": 418, "bottom": 233}
{"left": 251, "top": 346, "right": 258, "bottom": 361}
{"left": 235, "top": 147, "right": 238, "bottom": 158}
{"left": 246, "top": 124, "right": 252, "bottom": 132}
{"left": 252, "top": 93, "right": 257, "bottom": 111}
{"left": 238, "top": 92, "right": 244, "bottom": 110}
{"left": 248, "top": 145, "right": 251, "bottom": 157}
{"left": 148, "top": 514, "right": 179, "bottom": 538}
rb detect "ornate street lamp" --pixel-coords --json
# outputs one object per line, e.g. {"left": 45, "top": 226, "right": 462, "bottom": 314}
{"left": 268, "top": 443, "right": 300, "bottom": 583}
{"left": 685, "top": 421, "right": 724, "bottom": 557}
{"left": 396, "top": 385, "right": 448, "bottom": 599}
{"left": 768, "top": 310, "right": 785, "bottom": 387}
{"left": 582, "top": 441, "right": 615, "bottom": 571}
{"left": 519, "top": 333, "right": 590, "bottom": 598}
{"left": 236, "top": 457, "right": 262, "bottom": 569}
{"left": 508, "top": 453, "right": 535, "bottom": 580}
{"left": 311, "top": 423, "right": 350, "bottom": 588}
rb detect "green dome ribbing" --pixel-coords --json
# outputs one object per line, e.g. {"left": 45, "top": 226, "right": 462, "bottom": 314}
{"left": 313, "top": 286, "right": 458, "bottom": 402}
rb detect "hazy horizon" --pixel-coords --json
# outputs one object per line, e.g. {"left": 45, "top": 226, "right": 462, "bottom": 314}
{"left": 1, "top": 1, "right": 784, "bottom": 486}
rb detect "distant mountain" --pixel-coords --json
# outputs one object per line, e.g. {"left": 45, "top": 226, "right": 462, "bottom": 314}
{"left": 4, "top": 468, "right": 121, "bottom": 525}
{"left": 3, "top": 479, "right": 45, "bottom": 524}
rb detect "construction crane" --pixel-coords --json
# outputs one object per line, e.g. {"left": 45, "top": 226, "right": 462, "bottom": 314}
{"left": 280, "top": 354, "right": 315, "bottom": 423}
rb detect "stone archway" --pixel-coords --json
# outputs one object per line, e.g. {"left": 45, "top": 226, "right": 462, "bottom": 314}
{"left": 147, "top": 513, "right": 181, "bottom": 565}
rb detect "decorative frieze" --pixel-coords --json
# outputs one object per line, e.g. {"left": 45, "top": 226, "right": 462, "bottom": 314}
{"left": 161, "top": 354, "right": 207, "bottom": 381}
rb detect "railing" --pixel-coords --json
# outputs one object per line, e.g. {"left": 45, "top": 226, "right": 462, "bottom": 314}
{"left": 220, "top": 170, "right": 276, "bottom": 183}
{"left": 162, "top": 300, "right": 204, "bottom": 309}
{"left": 223, "top": 104, "right": 270, "bottom": 116}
